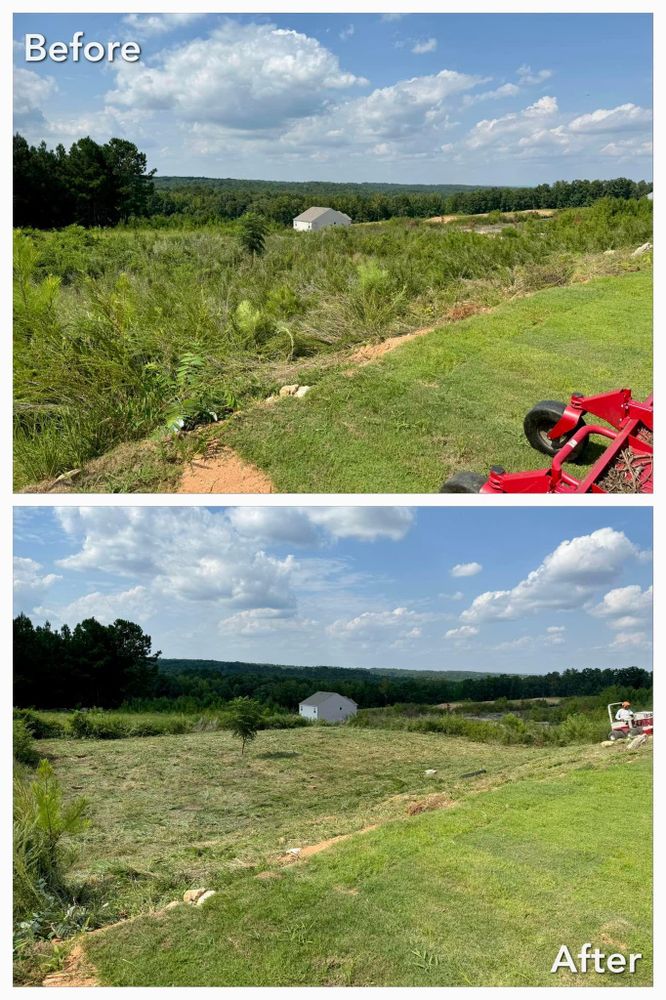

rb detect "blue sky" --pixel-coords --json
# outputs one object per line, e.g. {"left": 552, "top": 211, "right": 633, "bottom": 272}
{"left": 14, "top": 506, "right": 652, "bottom": 674}
{"left": 13, "top": 12, "right": 652, "bottom": 184}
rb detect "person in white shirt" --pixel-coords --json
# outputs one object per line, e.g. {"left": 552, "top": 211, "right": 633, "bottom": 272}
{"left": 615, "top": 701, "right": 634, "bottom": 723}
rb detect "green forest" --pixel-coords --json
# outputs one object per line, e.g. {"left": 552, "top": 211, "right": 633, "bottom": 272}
{"left": 14, "top": 614, "right": 652, "bottom": 712}
{"left": 14, "top": 133, "right": 652, "bottom": 229}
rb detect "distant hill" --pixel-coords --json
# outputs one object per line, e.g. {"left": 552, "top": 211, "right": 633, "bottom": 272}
{"left": 152, "top": 177, "right": 487, "bottom": 196}
{"left": 159, "top": 659, "right": 495, "bottom": 681}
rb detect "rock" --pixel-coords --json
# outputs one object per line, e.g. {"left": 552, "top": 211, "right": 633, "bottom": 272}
{"left": 627, "top": 734, "right": 649, "bottom": 750}
{"left": 424, "top": 769, "right": 437, "bottom": 776}
{"left": 165, "top": 900, "right": 181, "bottom": 910}
{"left": 631, "top": 242, "right": 652, "bottom": 257}
{"left": 196, "top": 890, "right": 217, "bottom": 906}
{"left": 600, "top": 740, "right": 616, "bottom": 746}
{"left": 603, "top": 249, "right": 616, "bottom": 255}
{"left": 295, "top": 385, "right": 311, "bottom": 398}
{"left": 183, "top": 888, "right": 208, "bottom": 904}
{"left": 279, "top": 384, "right": 299, "bottom": 397}
{"left": 287, "top": 847, "right": 302, "bottom": 856}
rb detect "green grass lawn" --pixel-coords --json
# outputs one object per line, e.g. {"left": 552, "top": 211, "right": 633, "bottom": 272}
{"left": 37, "top": 727, "right": 652, "bottom": 986}
{"left": 224, "top": 270, "right": 652, "bottom": 492}
{"left": 83, "top": 746, "right": 652, "bottom": 986}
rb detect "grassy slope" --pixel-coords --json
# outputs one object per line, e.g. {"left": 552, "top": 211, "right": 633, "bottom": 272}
{"left": 224, "top": 270, "right": 652, "bottom": 492}
{"left": 45, "top": 727, "right": 566, "bottom": 914}
{"left": 84, "top": 747, "right": 652, "bottom": 986}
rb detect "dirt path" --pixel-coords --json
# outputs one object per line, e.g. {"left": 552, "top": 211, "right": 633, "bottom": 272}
{"left": 178, "top": 445, "right": 274, "bottom": 493}
{"left": 43, "top": 943, "right": 100, "bottom": 988}
{"left": 347, "top": 302, "right": 489, "bottom": 368}
{"left": 427, "top": 209, "right": 555, "bottom": 223}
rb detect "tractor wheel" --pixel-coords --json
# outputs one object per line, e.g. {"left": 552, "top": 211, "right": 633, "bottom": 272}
{"left": 629, "top": 726, "right": 643, "bottom": 737}
{"left": 609, "top": 730, "right": 627, "bottom": 741}
{"left": 439, "top": 471, "right": 487, "bottom": 494}
{"left": 523, "top": 400, "right": 588, "bottom": 461}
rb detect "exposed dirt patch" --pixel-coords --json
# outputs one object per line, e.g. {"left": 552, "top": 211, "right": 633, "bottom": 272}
{"left": 406, "top": 793, "right": 454, "bottom": 816}
{"left": 279, "top": 824, "right": 380, "bottom": 865}
{"left": 427, "top": 209, "right": 555, "bottom": 224}
{"left": 43, "top": 943, "right": 100, "bottom": 988}
{"left": 179, "top": 444, "right": 273, "bottom": 494}
{"left": 256, "top": 870, "right": 282, "bottom": 881}
{"left": 347, "top": 303, "right": 489, "bottom": 369}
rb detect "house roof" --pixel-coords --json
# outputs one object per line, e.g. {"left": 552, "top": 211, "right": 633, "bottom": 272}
{"left": 299, "top": 690, "right": 357, "bottom": 707}
{"left": 293, "top": 206, "right": 334, "bottom": 223}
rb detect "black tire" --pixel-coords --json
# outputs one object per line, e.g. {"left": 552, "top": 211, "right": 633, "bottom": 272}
{"left": 628, "top": 727, "right": 643, "bottom": 737}
{"left": 609, "top": 730, "right": 627, "bottom": 741}
{"left": 439, "top": 471, "right": 487, "bottom": 494}
{"left": 523, "top": 400, "right": 588, "bottom": 461}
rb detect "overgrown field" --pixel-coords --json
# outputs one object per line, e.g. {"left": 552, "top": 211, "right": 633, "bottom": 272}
{"left": 14, "top": 198, "right": 652, "bottom": 490}
{"left": 18, "top": 728, "right": 652, "bottom": 986}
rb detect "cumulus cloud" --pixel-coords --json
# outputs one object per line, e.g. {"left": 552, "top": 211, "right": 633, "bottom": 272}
{"left": 460, "top": 97, "right": 652, "bottom": 162}
{"left": 55, "top": 507, "right": 299, "bottom": 613}
{"left": 610, "top": 631, "right": 652, "bottom": 650}
{"left": 13, "top": 68, "right": 56, "bottom": 129}
{"left": 463, "top": 82, "right": 521, "bottom": 106}
{"left": 412, "top": 38, "right": 437, "bottom": 54}
{"left": 13, "top": 556, "right": 61, "bottom": 594}
{"left": 35, "top": 586, "right": 154, "bottom": 627}
{"left": 590, "top": 585, "right": 652, "bottom": 630}
{"left": 568, "top": 103, "right": 652, "bottom": 134}
{"left": 451, "top": 561, "right": 482, "bottom": 578}
{"left": 108, "top": 23, "right": 365, "bottom": 130}
{"left": 219, "top": 608, "right": 316, "bottom": 637}
{"left": 228, "top": 506, "right": 415, "bottom": 543}
{"left": 279, "top": 68, "right": 483, "bottom": 154}
{"left": 327, "top": 606, "right": 429, "bottom": 642}
{"left": 445, "top": 625, "right": 478, "bottom": 640}
{"left": 122, "top": 14, "right": 208, "bottom": 38}
{"left": 460, "top": 528, "right": 642, "bottom": 625}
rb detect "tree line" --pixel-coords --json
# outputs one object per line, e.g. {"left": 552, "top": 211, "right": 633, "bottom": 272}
{"left": 14, "top": 132, "right": 651, "bottom": 230}
{"left": 14, "top": 614, "right": 652, "bottom": 711}
{"left": 13, "top": 133, "right": 155, "bottom": 228}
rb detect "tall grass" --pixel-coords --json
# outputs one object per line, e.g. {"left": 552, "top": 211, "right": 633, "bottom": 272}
{"left": 14, "top": 198, "right": 652, "bottom": 487}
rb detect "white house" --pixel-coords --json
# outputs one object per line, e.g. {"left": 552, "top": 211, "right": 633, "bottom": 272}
{"left": 293, "top": 207, "right": 352, "bottom": 232}
{"left": 299, "top": 691, "right": 358, "bottom": 723}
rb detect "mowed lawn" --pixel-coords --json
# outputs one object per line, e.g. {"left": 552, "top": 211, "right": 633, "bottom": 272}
{"left": 44, "top": 727, "right": 579, "bottom": 916}
{"left": 84, "top": 748, "right": 652, "bottom": 987}
{"left": 224, "top": 270, "right": 652, "bottom": 492}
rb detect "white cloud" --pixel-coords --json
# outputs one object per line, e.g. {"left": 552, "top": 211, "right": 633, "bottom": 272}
{"left": 35, "top": 585, "right": 153, "bottom": 627}
{"left": 340, "top": 25, "right": 355, "bottom": 40}
{"left": 13, "top": 556, "right": 61, "bottom": 594}
{"left": 610, "top": 631, "right": 651, "bottom": 650}
{"left": 463, "top": 83, "right": 521, "bottom": 107}
{"left": 108, "top": 23, "right": 365, "bottom": 130}
{"left": 219, "top": 608, "right": 315, "bottom": 637}
{"left": 280, "top": 68, "right": 484, "bottom": 153}
{"left": 461, "top": 528, "right": 641, "bottom": 625}
{"left": 327, "top": 606, "right": 429, "bottom": 642}
{"left": 122, "top": 14, "right": 208, "bottom": 38}
{"left": 451, "top": 561, "right": 482, "bottom": 578}
{"left": 590, "top": 585, "right": 652, "bottom": 631}
{"left": 445, "top": 625, "right": 478, "bottom": 640}
{"left": 412, "top": 38, "right": 437, "bottom": 55}
{"left": 228, "top": 506, "right": 414, "bottom": 543}
{"left": 55, "top": 507, "right": 299, "bottom": 613}
{"left": 466, "top": 95, "right": 558, "bottom": 150}
{"left": 13, "top": 68, "right": 56, "bottom": 129}
{"left": 600, "top": 139, "right": 652, "bottom": 158}
{"left": 517, "top": 65, "right": 553, "bottom": 85}
{"left": 569, "top": 103, "right": 652, "bottom": 134}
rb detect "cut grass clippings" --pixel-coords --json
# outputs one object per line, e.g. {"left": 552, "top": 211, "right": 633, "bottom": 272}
{"left": 81, "top": 746, "right": 652, "bottom": 986}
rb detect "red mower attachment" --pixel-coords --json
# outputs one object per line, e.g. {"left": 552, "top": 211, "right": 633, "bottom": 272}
{"left": 440, "top": 389, "right": 653, "bottom": 494}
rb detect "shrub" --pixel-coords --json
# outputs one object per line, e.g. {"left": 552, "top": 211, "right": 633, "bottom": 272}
{"left": 14, "top": 708, "right": 67, "bottom": 739}
{"left": 14, "top": 719, "right": 39, "bottom": 767}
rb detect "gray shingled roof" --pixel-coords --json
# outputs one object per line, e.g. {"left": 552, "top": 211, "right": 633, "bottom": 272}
{"left": 299, "top": 690, "right": 357, "bottom": 707}
{"left": 293, "top": 206, "right": 334, "bottom": 223}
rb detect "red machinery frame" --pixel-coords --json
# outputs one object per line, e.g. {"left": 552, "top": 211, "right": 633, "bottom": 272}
{"left": 480, "top": 389, "right": 653, "bottom": 494}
